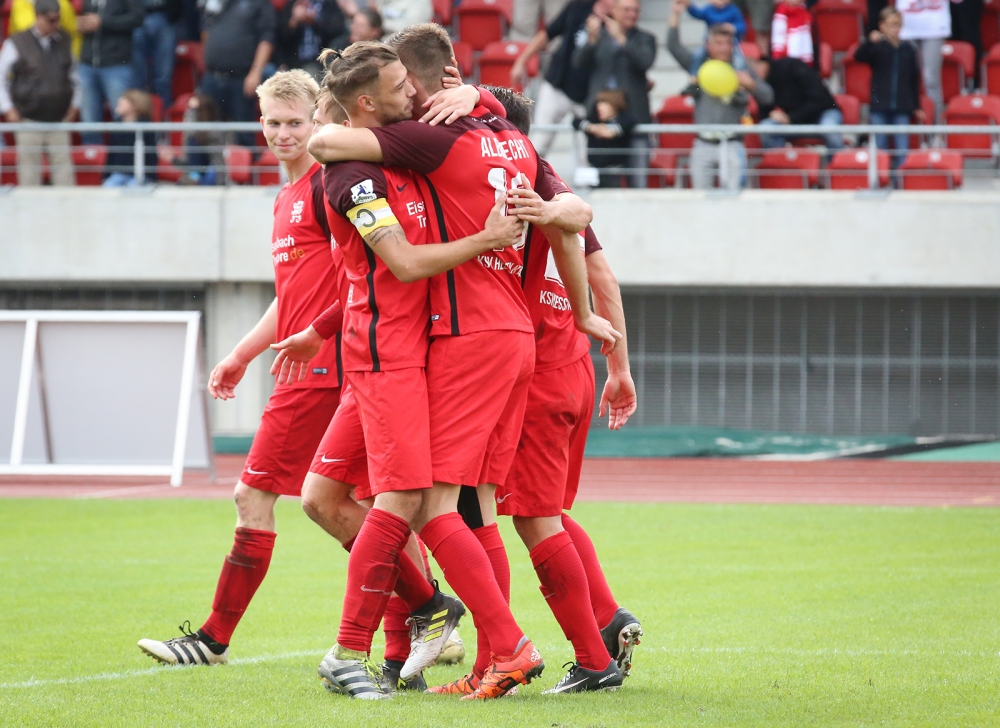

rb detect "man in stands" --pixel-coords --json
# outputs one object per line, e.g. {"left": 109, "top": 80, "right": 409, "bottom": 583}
{"left": 0, "top": 0, "right": 79, "bottom": 186}
{"left": 755, "top": 55, "right": 844, "bottom": 152}
{"left": 137, "top": 70, "right": 346, "bottom": 667}
{"left": 309, "top": 23, "right": 620, "bottom": 699}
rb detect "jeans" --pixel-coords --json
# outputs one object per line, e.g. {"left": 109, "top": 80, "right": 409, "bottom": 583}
{"left": 628, "top": 134, "right": 652, "bottom": 188}
{"left": 870, "top": 110, "right": 910, "bottom": 168}
{"left": 79, "top": 64, "right": 135, "bottom": 145}
{"left": 199, "top": 72, "right": 257, "bottom": 147}
{"left": 133, "top": 11, "right": 177, "bottom": 108}
{"left": 760, "top": 108, "right": 845, "bottom": 150}
{"left": 690, "top": 138, "right": 746, "bottom": 190}
{"left": 912, "top": 37, "right": 945, "bottom": 122}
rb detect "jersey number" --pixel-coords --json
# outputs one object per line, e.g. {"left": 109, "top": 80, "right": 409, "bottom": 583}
{"left": 488, "top": 168, "right": 527, "bottom": 252}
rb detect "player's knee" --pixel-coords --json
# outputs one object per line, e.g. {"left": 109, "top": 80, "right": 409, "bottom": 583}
{"left": 234, "top": 481, "right": 276, "bottom": 523}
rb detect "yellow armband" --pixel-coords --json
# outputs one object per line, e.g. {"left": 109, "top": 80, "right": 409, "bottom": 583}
{"left": 346, "top": 198, "right": 399, "bottom": 233}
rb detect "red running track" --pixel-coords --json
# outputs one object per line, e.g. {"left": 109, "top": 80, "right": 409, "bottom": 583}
{"left": 0, "top": 456, "right": 997, "bottom": 506}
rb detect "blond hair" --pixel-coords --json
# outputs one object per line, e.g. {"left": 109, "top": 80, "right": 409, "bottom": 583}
{"left": 120, "top": 89, "right": 154, "bottom": 120}
{"left": 316, "top": 85, "right": 349, "bottom": 125}
{"left": 385, "top": 23, "right": 453, "bottom": 93}
{"left": 256, "top": 69, "right": 320, "bottom": 112}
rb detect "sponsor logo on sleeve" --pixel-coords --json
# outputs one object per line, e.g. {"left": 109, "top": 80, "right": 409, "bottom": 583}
{"left": 351, "top": 179, "right": 377, "bottom": 204}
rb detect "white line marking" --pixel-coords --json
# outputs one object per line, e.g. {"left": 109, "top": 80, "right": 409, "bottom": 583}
{"left": 74, "top": 484, "right": 176, "bottom": 499}
{"left": 656, "top": 646, "right": 995, "bottom": 658}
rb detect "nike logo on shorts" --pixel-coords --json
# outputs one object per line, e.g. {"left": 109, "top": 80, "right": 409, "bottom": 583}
{"left": 246, "top": 467, "right": 268, "bottom": 475}
{"left": 320, "top": 455, "right": 345, "bottom": 463}
{"left": 496, "top": 493, "right": 512, "bottom": 504}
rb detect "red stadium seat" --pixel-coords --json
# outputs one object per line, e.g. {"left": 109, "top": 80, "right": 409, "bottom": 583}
{"left": 826, "top": 148, "right": 890, "bottom": 188}
{"left": 456, "top": 0, "right": 511, "bottom": 51}
{"left": 72, "top": 145, "right": 108, "bottom": 186}
{"left": 944, "top": 93, "right": 1000, "bottom": 159}
{"left": 166, "top": 92, "right": 193, "bottom": 146}
{"left": 254, "top": 149, "right": 281, "bottom": 185}
{"left": 1, "top": 0, "right": 11, "bottom": 38}
{"left": 909, "top": 94, "right": 936, "bottom": 149}
{"left": 819, "top": 42, "right": 833, "bottom": 79}
{"left": 842, "top": 44, "right": 871, "bottom": 104}
{"left": 150, "top": 93, "right": 164, "bottom": 122}
{"left": 814, "top": 0, "right": 866, "bottom": 52}
{"left": 740, "top": 41, "right": 761, "bottom": 61}
{"left": 898, "top": 149, "right": 964, "bottom": 189}
{"left": 433, "top": 0, "right": 454, "bottom": 26}
{"left": 156, "top": 146, "right": 184, "bottom": 183}
{"left": 983, "top": 0, "right": 1000, "bottom": 54}
{"left": 941, "top": 41, "right": 975, "bottom": 103}
{"left": 172, "top": 41, "right": 204, "bottom": 101}
{"left": 224, "top": 145, "right": 253, "bottom": 185}
{"left": 982, "top": 43, "right": 1000, "bottom": 96}
{"left": 478, "top": 41, "right": 538, "bottom": 90}
{"left": 655, "top": 95, "right": 697, "bottom": 153}
{"left": 834, "top": 93, "right": 860, "bottom": 124}
{"left": 755, "top": 148, "right": 821, "bottom": 188}
{"left": 646, "top": 151, "right": 678, "bottom": 188}
{"left": 451, "top": 40, "right": 474, "bottom": 79}
{"left": 1, "top": 147, "right": 16, "bottom": 185}
{"left": 743, "top": 14, "right": 756, "bottom": 44}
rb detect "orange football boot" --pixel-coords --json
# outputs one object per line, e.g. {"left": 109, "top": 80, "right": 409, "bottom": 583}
{"left": 461, "top": 638, "right": 543, "bottom": 700}
{"left": 426, "top": 673, "right": 479, "bottom": 695}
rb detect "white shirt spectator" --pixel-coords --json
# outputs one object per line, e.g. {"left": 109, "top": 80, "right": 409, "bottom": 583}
{"left": 897, "top": 0, "right": 951, "bottom": 40}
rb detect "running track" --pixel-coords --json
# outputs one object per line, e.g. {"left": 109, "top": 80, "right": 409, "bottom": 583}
{"left": 0, "top": 456, "right": 997, "bottom": 506}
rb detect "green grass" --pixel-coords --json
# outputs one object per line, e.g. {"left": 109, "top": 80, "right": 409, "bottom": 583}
{"left": 1, "top": 499, "right": 998, "bottom": 727}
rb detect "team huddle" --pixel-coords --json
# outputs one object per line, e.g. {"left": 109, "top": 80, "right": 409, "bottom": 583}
{"left": 137, "top": 23, "right": 641, "bottom": 700}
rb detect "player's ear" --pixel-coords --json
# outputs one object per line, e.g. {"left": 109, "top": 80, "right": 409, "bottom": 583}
{"left": 358, "top": 94, "right": 377, "bottom": 113}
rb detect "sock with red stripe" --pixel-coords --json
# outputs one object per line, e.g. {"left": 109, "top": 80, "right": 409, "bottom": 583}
{"left": 382, "top": 595, "right": 411, "bottom": 663}
{"left": 530, "top": 530, "right": 609, "bottom": 671}
{"left": 336, "top": 508, "right": 410, "bottom": 654}
{"left": 471, "top": 523, "right": 510, "bottom": 676}
{"left": 200, "top": 527, "right": 276, "bottom": 645}
{"left": 420, "top": 512, "right": 522, "bottom": 658}
{"left": 561, "top": 514, "right": 619, "bottom": 628}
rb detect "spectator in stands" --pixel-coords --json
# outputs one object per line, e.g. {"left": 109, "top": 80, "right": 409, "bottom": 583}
{"left": 855, "top": 7, "right": 923, "bottom": 165}
{"left": 512, "top": 0, "right": 571, "bottom": 41}
{"left": 770, "top": 0, "right": 813, "bottom": 65}
{"left": 0, "top": 0, "right": 79, "bottom": 186}
{"left": 510, "top": 0, "right": 615, "bottom": 159}
{"left": 896, "top": 0, "right": 948, "bottom": 122}
{"left": 950, "top": 0, "right": 984, "bottom": 68}
{"left": 7, "top": 0, "right": 82, "bottom": 57}
{"left": 276, "top": 0, "right": 347, "bottom": 79}
{"left": 199, "top": 0, "right": 275, "bottom": 148}
{"left": 679, "top": 0, "right": 748, "bottom": 76}
{"left": 103, "top": 88, "right": 158, "bottom": 185}
{"left": 337, "top": 0, "right": 430, "bottom": 36}
{"left": 573, "top": 88, "right": 636, "bottom": 187}
{"left": 573, "top": 0, "right": 657, "bottom": 187}
{"left": 668, "top": 0, "right": 774, "bottom": 190}
{"left": 77, "top": 0, "right": 145, "bottom": 145}
{"left": 347, "top": 7, "right": 383, "bottom": 43}
{"left": 734, "top": 0, "right": 773, "bottom": 54}
{"left": 167, "top": 91, "right": 225, "bottom": 184}
{"left": 755, "top": 55, "right": 843, "bottom": 150}
{"left": 132, "top": 0, "right": 181, "bottom": 109}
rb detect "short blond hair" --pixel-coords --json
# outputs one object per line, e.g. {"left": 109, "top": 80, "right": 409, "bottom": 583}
{"left": 256, "top": 69, "right": 320, "bottom": 112}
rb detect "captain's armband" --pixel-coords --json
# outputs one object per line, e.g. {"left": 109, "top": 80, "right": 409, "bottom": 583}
{"left": 346, "top": 198, "right": 399, "bottom": 234}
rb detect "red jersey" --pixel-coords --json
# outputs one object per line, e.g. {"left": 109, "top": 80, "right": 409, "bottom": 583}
{"left": 272, "top": 162, "right": 341, "bottom": 389}
{"left": 521, "top": 164, "right": 603, "bottom": 372}
{"left": 323, "top": 160, "right": 431, "bottom": 372}
{"left": 370, "top": 111, "right": 563, "bottom": 338}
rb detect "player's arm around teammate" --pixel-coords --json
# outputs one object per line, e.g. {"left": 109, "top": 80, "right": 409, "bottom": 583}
{"left": 587, "top": 249, "right": 637, "bottom": 429}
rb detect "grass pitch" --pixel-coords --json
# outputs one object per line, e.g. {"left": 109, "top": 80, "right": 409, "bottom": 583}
{"left": 1, "top": 498, "right": 998, "bottom": 727}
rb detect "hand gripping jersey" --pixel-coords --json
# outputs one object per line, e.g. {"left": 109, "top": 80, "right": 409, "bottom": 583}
{"left": 370, "top": 109, "right": 563, "bottom": 338}
{"left": 323, "top": 160, "right": 432, "bottom": 372}
{"left": 520, "top": 162, "right": 603, "bottom": 372}
{"left": 272, "top": 162, "right": 341, "bottom": 388}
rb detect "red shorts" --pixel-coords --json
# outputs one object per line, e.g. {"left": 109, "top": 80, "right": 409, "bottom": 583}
{"left": 347, "top": 367, "right": 432, "bottom": 496}
{"left": 497, "top": 354, "right": 595, "bottom": 517}
{"left": 241, "top": 386, "right": 341, "bottom": 497}
{"left": 308, "top": 382, "right": 371, "bottom": 499}
{"left": 427, "top": 330, "right": 535, "bottom": 487}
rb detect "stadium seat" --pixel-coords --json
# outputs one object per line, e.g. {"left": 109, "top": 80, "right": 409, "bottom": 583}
{"left": 941, "top": 41, "right": 975, "bottom": 103}
{"left": 755, "top": 148, "right": 821, "bottom": 188}
{"left": 254, "top": 149, "right": 281, "bottom": 185}
{"left": 842, "top": 44, "right": 871, "bottom": 104}
{"left": 655, "top": 95, "right": 697, "bottom": 154}
{"left": 433, "top": 0, "right": 454, "bottom": 26}
{"left": 72, "top": 145, "right": 108, "bottom": 186}
{"left": 834, "top": 93, "right": 860, "bottom": 124}
{"left": 1, "top": 147, "right": 16, "bottom": 185}
{"left": 814, "top": 0, "right": 866, "bottom": 52}
{"left": 909, "top": 94, "right": 936, "bottom": 149}
{"left": 646, "top": 151, "right": 679, "bottom": 188}
{"left": 819, "top": 42, "right": 833, "bottom": 80}
{"left": 1, "top": 0, "right": 11, "bottom": 37}
{"left": 826, "top": 148, "right": 890, "bottom": 189}
{"left": 172, "top": 41, "right": 204, "bottom": 101}
{"left": 451, "top": 40, "right": 474, "bottom": 79}
{"left": 150, "top": 93, "right": 164, "bottom": 122}
{"left": 478, "top": 41, "right": 538, "bottom": 90}
{"left": 166, "top": 92, "right": 193, "bottom": 146}
{"left": 740, "top": 41, "right": 761, "bottom": 61}
{"left": 456, "top": 0, "right": 512, "bottom": 51}
{"left": 224, "top": 145, "right": 253, "bottom": 185}
{"left": 981, "top": 43, "right": 1000, "bottom": 95}
{"left": 944, "top": 94, "right": 1000, "bottom": 159}
{"left": 984, "top": 0, "right": 1000, "bottom": 54}
{"left": 898, "top": 149, "right": 964, "bottom": 189}
{"left": 156, "top": 146, "right": 184, "bottom": 183}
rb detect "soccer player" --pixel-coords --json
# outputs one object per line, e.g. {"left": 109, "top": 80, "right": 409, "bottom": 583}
{"left": 308, "top": 24, "right": 620, "bottom": 699}
{"left": 305, "top": 42, "right": 529, "bottom": 700}
{"left": 137, "top": 70, "right": 345, "bottom": 666}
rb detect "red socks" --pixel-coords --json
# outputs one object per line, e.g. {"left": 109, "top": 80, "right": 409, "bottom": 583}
{"left": 201, "top": 527, "right": 276, "bottom": 645}
{"left": 471, "top": 523, "right": 510, "bottom": 676}
{"left": 393, "top": 545, "right": 436, "bottom": 611}
{"left": 382, "top": 595, "right": 411, "bottom": 663}
{"left": 530, "top": 530, "right": 609, "bottom": 672}
{"left": 561, "top": 514, "right": 618, "bottom": 628}
{"left": 416, "top": 535, "right": 434, "bottom": 581}
{"left": 420, "top": 513, "right": 522, "bottom": 658}
{"left": 337, "top": 508, "right": 410, "bottom": 654}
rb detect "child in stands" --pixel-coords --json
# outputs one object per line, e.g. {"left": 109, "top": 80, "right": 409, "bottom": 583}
{"left": 681, "top": 0, "right": 748, "bottom": 75}
{"left": 771, "top": 0, "right": 814, "bottom": 65}
{"left": 573, "top": 89, "right": 636, "bottom": 188}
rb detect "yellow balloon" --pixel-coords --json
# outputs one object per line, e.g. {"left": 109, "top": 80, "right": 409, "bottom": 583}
{"left": 697, "top": 59, "right": 740, "bottom": 99}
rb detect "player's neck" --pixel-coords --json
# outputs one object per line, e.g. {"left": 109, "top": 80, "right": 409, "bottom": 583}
{"left": 347, "top": 110, "right": 382, "bottom": 130}
{"left": 282, "top": 153, "right": 315, "bottom": 185}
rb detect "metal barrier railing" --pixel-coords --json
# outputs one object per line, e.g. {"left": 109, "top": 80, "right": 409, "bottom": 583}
{"left": 1, "top": 121, "right": 998, "bottom": 189}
